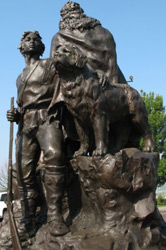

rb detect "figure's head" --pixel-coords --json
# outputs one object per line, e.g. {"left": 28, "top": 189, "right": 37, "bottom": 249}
{"left": 18, "top": 31, "right": 45, "bottom": 57}
{"left": 54, "top": 44, "right": 87, "bottom": 70}
{"left": 60, "top": 1, "right": 84, "bottom": 18}
{"left": 59, "top": 1, "right": 100, "bottom": 31}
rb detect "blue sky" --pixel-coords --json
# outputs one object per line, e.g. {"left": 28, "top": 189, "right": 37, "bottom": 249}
{"left": 0, "top": 0, "right": 165, "bottom": 167}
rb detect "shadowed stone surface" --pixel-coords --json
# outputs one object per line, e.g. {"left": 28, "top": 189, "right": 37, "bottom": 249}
{"left": 1, "top": 149, "right": 166, "bottom": 249}
{"left": 31, "top": 149, "right": 166, "bottom": 249}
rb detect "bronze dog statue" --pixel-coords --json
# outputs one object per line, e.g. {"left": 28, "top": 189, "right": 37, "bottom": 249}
{"left": 53, "top": 45, "right": 154, "bottom": 157}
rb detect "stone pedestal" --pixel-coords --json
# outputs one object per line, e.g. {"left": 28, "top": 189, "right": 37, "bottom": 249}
{"left": 1, "top": 148, "right": 166, "bottom": 249}
{"left": 33, "top": 148, "right": 166, "bottom": 249}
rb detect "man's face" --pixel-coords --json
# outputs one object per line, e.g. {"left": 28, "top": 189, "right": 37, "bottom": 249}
{"left": 22, "top": 33, "right": 42, "bottom": 55}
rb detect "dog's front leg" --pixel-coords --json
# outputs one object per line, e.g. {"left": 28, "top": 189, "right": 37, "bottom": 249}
{"left": 73, "top": 118, "right": 89, "bottom": 157}
{"left": 92, "top": 115, "right": 108, "bottom": 156}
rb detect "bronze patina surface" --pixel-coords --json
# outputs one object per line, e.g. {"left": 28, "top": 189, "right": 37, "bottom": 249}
{"left": 1, "top": 2, "right": 166, "bottom": 249}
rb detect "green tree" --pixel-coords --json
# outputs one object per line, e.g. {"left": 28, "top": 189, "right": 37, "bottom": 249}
{"left": 140, "top": 91, "right": 166, "bottom": 186}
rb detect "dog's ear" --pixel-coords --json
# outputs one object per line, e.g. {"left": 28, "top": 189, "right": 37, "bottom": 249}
{"left": 74, "top": 47, "right": 87, "bottom": 68}
{"left": 76, "top": 54, "right": 87, "bottom": 68}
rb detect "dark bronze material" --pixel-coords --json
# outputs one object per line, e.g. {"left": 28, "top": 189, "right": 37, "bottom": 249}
{"left": 53, "top": 44, "right": 154, "bottom": 157}
{"left": 6, "top": 30, "right": 69, "bottom": 243}
{"left": 1, "top": 2, "right": 166, "bottom": 249}
{"left": 50, "top": 2, "right": 127, "bottom": 85}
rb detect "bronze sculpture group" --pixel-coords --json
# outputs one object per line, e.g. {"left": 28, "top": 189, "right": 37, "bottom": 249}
{"left": 3, "top": 1, "right": 166, "bottom": 250}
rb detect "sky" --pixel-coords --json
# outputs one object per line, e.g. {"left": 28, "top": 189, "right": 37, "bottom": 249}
{"left": 0, "top": 0, "right": 166, "bottom": 168}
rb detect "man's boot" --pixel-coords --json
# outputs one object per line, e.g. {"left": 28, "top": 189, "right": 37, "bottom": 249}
{"left": 44, "top": 167, "right": 69, "bottom": 236}
{"left": 18, "top": 198, "right": 36, "bottom": 239}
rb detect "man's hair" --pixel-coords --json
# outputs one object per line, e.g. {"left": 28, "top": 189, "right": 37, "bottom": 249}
{"left": 18, "top": 30, "right": 45, "bottom": 56}
{"left": 59, "top": 1, "right": 101, "bottom": 32}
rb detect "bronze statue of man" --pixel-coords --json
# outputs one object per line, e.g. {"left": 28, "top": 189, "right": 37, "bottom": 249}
{"left": 7, "top": 31, "right": 69, "bottom": 238}
{"left": 50, "top": 1, "right": 127, "bottom": 85}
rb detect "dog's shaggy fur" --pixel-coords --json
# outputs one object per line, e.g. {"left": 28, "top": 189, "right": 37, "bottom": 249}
{"left": 54, "top": 45, "right": 154, "bottom": 156}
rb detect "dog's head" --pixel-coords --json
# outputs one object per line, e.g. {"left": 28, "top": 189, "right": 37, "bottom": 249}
{"left": 53, "top": 44, "right": 87, "bottom": 71}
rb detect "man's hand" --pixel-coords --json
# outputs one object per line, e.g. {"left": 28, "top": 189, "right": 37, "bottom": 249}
{"left": 96, "top": 70, "right": 109, "bottom": 89}
{"left": 7, "top": 109, "right": 19, "bottom": 123}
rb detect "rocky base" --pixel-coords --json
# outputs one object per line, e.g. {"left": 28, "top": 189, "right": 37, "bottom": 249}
{"left": 1, "top": 148, "right": 166, "bottom": 249}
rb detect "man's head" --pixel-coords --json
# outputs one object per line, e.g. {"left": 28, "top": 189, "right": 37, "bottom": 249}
{"left": 60, "top": 1, "right": 84, "bottom": 18}
{"left": 18, "top": 31, "right": 45, "bottom": 57}
{"left": 59, "top": 1, "right": 100, "bottom": 31}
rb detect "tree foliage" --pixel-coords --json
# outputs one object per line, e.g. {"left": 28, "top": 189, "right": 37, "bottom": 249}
{"left": 140, "top": 90, "right": 166, "bottom": 186}
{"left": 156, "top": 194, "right": 166, "bottom": 206}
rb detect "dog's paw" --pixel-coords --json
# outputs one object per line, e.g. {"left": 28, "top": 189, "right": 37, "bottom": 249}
{"left": 143, "top": 137, "right": 154, "bottom": 152}
{"left": 74, "top": 148, "right": 88, "bottom": 158}
{"left": 92, "top": 146, "right": 108, "bottom": 157}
